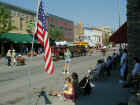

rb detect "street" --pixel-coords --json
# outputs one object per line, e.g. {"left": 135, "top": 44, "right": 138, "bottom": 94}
{"left": 0, "top": 51, "right": 130, "bottom": 105}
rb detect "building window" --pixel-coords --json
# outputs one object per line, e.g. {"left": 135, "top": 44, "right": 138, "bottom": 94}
{"left": 19, "top": 17, "right": 23, "bottom": 30}
{"left": 50, "top": 24, "right": 55, "bottom": 28}
{"left": 99, "top": 37, "right": 101, "bottom": 42}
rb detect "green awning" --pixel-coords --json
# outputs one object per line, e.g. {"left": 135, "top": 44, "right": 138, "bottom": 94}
{"left": 0, "top": 33, "right": 39, "bottom": 44}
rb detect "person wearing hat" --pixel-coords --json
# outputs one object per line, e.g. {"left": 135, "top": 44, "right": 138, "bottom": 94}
{"left": 6, "top": 50, "right": 12, "bottom": 66}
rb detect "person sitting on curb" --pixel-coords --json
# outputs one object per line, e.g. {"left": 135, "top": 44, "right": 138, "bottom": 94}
{"left": 124, "top": 57, "right": 140, "bottom": 88}
{"left": 132, "top": 57, "right": 140, "bottom": 78}
{"left": 49, "top": 77, "right": 75, "bottom": 102}
{"left": 71, "top": 72, "right": 80, "bottom": 101}
{"left": 120, "top": 59, "right": 128, "bottom": 83}
{"left": 105, "top": 56, "right": 112, "bottom": 77}
{"left": 93, "top": 60, "right": 103, "bottom": 80}
{"left": 112, "top": 53, "right": 118, "bottom": 70}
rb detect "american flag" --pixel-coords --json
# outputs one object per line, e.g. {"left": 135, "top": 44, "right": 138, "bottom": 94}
{"left": 35, "top": 0, "right": 54, "bottom": 74}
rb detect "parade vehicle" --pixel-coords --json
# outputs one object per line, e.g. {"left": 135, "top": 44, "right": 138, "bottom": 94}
{"left": 51, "top": 41, "right": 89, "bottom": 61}
{"left": 51, "top": 41, "right": 67, "bottom": 61}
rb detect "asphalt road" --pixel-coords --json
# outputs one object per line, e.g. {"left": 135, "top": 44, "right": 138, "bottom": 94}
{"left": 0, "top": 51, "right": 130, "bottom": 105}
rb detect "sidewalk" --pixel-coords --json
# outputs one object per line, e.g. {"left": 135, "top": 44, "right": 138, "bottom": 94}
{"left": 75, "top": 70, "right": 130, "bottom": 105}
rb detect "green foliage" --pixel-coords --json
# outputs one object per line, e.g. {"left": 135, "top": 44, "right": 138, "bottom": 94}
{"left": 26, "top": 20, "right": 35, "bottom": 33}
{"left": 49, "top": 28, "right": 64, "bottom": 41}
{"left": 0, "top": 5, "right": 15, "bottom": 33}
{"left": 104, "top": 33, "right": 110, "bottom": 46}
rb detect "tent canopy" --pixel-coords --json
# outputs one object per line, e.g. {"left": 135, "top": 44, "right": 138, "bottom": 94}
{"left": 0, "top": 33, "right": 38, "bottom": 44}
{"left": 109, "top": 22, "right": 127, "bottom": 43}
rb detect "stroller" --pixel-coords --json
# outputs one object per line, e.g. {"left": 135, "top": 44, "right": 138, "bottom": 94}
{"left": 79, "top": 74, "right": 92, "bottom": 96}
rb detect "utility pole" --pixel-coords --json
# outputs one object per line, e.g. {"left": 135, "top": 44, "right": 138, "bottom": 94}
{"left": 118, "top": 0, "right": 121, "bottom": 47}
{"left": 118, "top": 0, "right": 121, "bottom": 28}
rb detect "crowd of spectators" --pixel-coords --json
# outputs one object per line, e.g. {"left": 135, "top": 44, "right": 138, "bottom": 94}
{"left": 42, "top": 47, "right": 140, "bottom": 104}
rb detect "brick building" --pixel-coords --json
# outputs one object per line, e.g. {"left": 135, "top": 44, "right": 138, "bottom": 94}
{"left": 48, "top": 14, "right": 74, "bottom": 41}
{"left": 0, "top": 1, "right": 74, "bottom": 41}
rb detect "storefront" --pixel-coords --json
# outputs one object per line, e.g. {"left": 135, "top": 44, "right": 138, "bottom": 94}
{"left": 0, "top": 33, "right": 39, "bottom": 55}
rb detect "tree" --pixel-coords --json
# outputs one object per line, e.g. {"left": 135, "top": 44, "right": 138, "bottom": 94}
{"left": 0, "top": 5, "right": 15, "bottom": 33}
{"left": 127, "top": 0, "right": 140, "bottom": 71}
{"left": 0, "top": 5, "right": 15, "bottom": 56}
{"left": 49, "top": 28, "right": 64, "bottom": 41}
{"left": 26, "top": 20, "right": 35, "bottom": 33}
{"left": 104, "top": 32, "right": 110, "bottom": 46}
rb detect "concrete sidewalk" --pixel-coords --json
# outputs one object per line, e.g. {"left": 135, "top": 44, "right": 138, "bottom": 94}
{"left": 75, "top": 70, "right": 130, "bottom": 105}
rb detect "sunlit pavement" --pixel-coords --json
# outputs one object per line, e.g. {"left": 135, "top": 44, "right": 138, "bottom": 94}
{"left": 0, "top": 50, "right": 130, "bottom": 105}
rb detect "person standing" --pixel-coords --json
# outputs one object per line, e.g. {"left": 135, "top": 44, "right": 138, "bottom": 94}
{"left": 120, "top": 59, "right": 128, "bottom": 81}
{"left": 120, "top": 49, "right": 128, "bottom": 66}
{"left": 63, "top": 48, "right": 71, "bottom": 74}
{"left": 6, "top": 50, "right": 12, "bottom": 67}
{"left": 12, "top": 49, "right": 16, "bottom": 66}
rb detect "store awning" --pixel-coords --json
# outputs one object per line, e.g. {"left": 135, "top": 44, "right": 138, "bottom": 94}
{"left": 109, "top": 22, "right": 127, "bottom": 43}
{"left": 0, "top": 33, "right": 38, "bottom": 44}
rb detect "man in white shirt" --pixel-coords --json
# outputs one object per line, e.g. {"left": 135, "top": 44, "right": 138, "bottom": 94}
{"left": 124, "top": 57, "right": 140, "bottom": 87}
{"left": 120, "top": 49, "right": 128, "bottom": 66}
{"left": 94, "top": 60, "right": 103, "bottom": 80}
{"left": 132, "top": 57, "right": 140, "bottom": 77}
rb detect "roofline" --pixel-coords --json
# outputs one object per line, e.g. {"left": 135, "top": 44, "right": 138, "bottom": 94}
{"left": 84, "top": 27, "right": 106, "bottom": 33}
{"left": 0, "top": 1, "right": 36, "bottom": 15}
{"left": 0, "top": 1, "right": 73, "bottom": 24}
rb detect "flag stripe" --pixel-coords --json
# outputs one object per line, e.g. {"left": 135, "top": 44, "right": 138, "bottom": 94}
{"left": 46, "top": 57, "right": 52, "bottom": 72}
{"left": 35, "top": 0, "right": 54, "bottom": 75}
{"left": 36, "top": 34, "right": 43, "bottom": 45}
{"left": 44, "top": 46, "right": 50, "bottom": 62}
{"left": 50, "top": 64, "right": 55, "bottom": 74}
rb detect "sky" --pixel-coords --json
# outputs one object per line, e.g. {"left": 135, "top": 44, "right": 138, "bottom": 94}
{"left": 0, "top": 0, "right": 127, "bottom": 31}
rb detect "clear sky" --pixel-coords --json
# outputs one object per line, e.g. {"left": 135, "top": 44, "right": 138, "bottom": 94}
{"left": 0, "top": 0, "right": 127, "bottom": 30}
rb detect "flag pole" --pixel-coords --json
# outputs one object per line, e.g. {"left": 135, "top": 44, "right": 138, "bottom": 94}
{"left": 24, "top": 0, "right": 41, "bottom": 105}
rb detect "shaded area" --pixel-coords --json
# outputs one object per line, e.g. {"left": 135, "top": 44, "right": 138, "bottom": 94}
{"left": 75, "top": 70, "right": 130, "bottom": 105}
{"left": 34, "top": 90, "right": 51, "bottom": 105}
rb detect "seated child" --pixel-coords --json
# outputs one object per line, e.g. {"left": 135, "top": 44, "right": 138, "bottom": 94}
{"left": 49, "top": 77, "right": 75, "bottom": 101}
